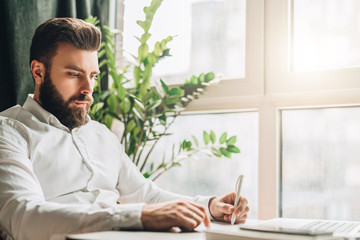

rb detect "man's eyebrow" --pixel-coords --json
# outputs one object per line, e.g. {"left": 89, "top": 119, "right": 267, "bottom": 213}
{"left": 65, "top": 65, "right": 100, "bottom": 75}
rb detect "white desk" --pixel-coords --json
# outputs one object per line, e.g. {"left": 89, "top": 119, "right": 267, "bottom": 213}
{"left": 65, "top": 220, "right": 261, "bottom": 240}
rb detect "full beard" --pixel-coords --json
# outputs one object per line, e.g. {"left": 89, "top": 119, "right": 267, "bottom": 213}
{"left": 39, "top": 72, "right": 93, "bottom": 129}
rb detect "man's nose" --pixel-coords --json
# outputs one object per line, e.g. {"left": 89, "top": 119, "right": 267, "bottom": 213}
{"left": 80, "top": 76, "right": 94, "bottom": 95}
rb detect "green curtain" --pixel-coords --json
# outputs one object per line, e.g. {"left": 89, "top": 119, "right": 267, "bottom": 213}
{"left": 0, "top": 0, "right": 110, "bottom": 111}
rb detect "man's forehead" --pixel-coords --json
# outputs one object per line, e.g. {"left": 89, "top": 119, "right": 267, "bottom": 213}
{"left": 52, "top": 43, "right": 99, "bottom": 72}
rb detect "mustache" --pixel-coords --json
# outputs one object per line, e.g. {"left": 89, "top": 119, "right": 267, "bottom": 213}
{"left": 67, "top": 94, "right": 93, "bottom": 103}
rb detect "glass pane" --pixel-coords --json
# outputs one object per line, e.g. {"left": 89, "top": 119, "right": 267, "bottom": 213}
{"left": 281, "top": 107, "right": 360, "bottom": 221}
{"left": 291, "top": 0, "right": 360, "bottom": 72}
{"left": 123, "top": 0, "right": 246, "bottom": 84}
{"left": 146, "top": 112, "right": 258, "bottom": 218}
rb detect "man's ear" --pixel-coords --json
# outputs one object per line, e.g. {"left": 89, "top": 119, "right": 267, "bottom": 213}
{"left": 30, "top": 60, "right": 45, "bottom": 85}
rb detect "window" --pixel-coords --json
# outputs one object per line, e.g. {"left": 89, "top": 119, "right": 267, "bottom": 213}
{"left": 123, "top": 0, "right": 246, "bottom": 84}
{"left": 266, "top": 0, "right": 360, "bottom": 94}
{"left": 281, "top": 107, "right": 360, "bottom": 221}
{"left": 290, "top": 0, "right": 360, "bottom": 72}
{"left": 147, "top": 112, "right": 259, "bottom": 219}
{"left": 265, "top": 0, "right": 360, "bottom": 220}
{"left": 116, "top": 0, "right": 360, "bottom": 220}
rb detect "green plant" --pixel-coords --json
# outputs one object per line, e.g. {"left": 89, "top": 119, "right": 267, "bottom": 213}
{"left": 85, "top": 0, "right": 240, "bottom": 181}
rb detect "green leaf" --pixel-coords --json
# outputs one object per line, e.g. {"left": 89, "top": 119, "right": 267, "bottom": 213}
{"left": 199, "top": 73, "right": 205, "bottom": 83}
{"left": 99, "top": 59, "right": 108, "bottom": 69}
{"left": 104, "top": 114, "right": 114, "bottom": 129}
{"left": 106, "top": 111, "right": 122, "bottom": 121}
{"left": 143, "top": 172, "right": 150, "bottom": 178}
{"left": 220, "top": 147, "right": 232, "bottom": 158}
{"left": 132, "top": 107, "right": 145, "bottom": 121}
{"left": 146, "top": 52, "right": 157, "bottom": 66}
{"left": 165, "top": 35, "right": 173, "bottom": 42}
{"left": 140, "top": 32, "right": 151, "bottom": 44}
{"left": 210, "top": 131, "right": 216, "bottom": 144}
{"left": 133, "top": 66, "right": 142, "bottom": 87}
{"left": 191, "top": 135, "right": 199, "bottom": 147}
{"left": 182, "top": 140, "right": 187, "bottom": 150}
{"left": 106, "top": 94, "right": 117, "bottom": 112}
{"left": 164, "top": 98, "right": 181, "bottom": 105}
{"left": 227, "top": 145, "right": 241, "bottom": 153}
{"left": 126, "top": 119, "right": 136, "bottom": 133}
{"left": 186, "top": 141, "right": 192, "bottom": 150}
{"left": 117, "top": 85, "right": 126, "bottom": 100}
{"left": 143, "top": 64, "right": 152, "bottom": 88}
{"left": 133, "top": 127, "right": 140, "bottom": 136}
{"left": 120, "top": 98, "right": 131, "bottom": 114}
{"left": 181, "top": 140, "right": 192, "bottom": 151}
{"left": 203, "top": 131, "right": 210, "bottom": 145}
{"left": 211, "top": 147, "right": 222, "bottom": 158}
{"left": 98, "top": 49, "right": 106, "bottom": 58}
{"left": 205, "top": 72, "right": 215, "bottom": 82}
{"left": 159, "top": 114, "right": 166, "bottom": 125}
{"left": 226, "top": 136, "right": 237, "bottom": 146}
{"left": 138, "top": 43, "right": 149, "bottom": 62}
{"left": 134, "top": 98, "right": 145, "bottom": 111}
{"left": 169, "top": 88, "right": 184, "bottom": 96}
{"left": 136, "top": 20, "right": 146, "bottom": 31}
{"left": 190, "top": 75, "right": 198, "bottom": 85}
{"left": 160, "top": 79, "right": 169, "bottom": 94}
{"left": 91, "top": 102, "right": 104, "bottom": 114}
{"left": 147, "top": 99, "right": 162, "bottom": 111}
{"left": 220, "top": 132, "right": 227, "bottom": 144}
{"left": 160, "top": 48, "right": 171, "bottom": 58}
{"left": 153, "top": 41, "right": 163, "bottom": 56}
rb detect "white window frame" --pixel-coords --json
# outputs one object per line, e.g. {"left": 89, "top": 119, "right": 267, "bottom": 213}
{"left": 186, "top": 0, "right": 360, "bottom": 220}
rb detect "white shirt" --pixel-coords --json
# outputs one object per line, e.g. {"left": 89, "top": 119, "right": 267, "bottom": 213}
{"left": 0, "top": 95, "right": 212, "bottom": 240}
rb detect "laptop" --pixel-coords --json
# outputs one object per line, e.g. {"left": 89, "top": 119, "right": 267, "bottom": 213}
{"left": 240, "top": 218, "right": 360, "bottom": 239}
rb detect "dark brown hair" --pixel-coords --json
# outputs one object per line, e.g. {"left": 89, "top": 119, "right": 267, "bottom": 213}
{"left": 30, "top": 17, "right": 101, "bottom": 71}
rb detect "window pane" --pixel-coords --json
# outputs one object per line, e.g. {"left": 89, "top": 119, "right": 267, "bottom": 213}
{"left": 281, "top": 107, "right": 360, "bottom": 221}
{"left": 123, "top": 0, "right": 246, "bottom": 84}
{"left": 146, "top": 112, "right": 258, "bottom": 218}
{"left": 291, "top": 0, "right": 360, "bottom": 72}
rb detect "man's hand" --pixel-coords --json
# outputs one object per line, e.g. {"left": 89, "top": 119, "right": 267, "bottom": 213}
{"left": 209, "top": 193, "right": 249, "bottom": 224}
{"left": 141, "top": 200, "right": 211, "bottom": 231}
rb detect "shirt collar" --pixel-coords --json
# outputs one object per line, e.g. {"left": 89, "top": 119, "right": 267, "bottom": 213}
{"left": 23, "top": 94, "right": 91, "bottom": 131}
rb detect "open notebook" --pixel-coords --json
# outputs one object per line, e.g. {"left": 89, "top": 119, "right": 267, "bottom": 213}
{"left": 206, "top": 218, "right": 360, "bottom": 240}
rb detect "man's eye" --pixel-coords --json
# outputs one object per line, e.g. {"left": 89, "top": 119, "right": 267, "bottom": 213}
{"left": 91, "top": 75, "right": 98, "bottom": 80}
{"left": 69, "top": 73, "right": 79, "bottom": 77}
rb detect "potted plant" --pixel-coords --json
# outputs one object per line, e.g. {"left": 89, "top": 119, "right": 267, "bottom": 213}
{"left": 86, "top": 0, "right": 240, "bottom": 181}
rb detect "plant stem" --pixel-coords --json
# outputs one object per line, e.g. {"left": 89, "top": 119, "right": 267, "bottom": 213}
{"left": 139, "top": 116, "right": 177, "bottom": 173}
{"left": 139, "top": 136, "right": 159, "bottom": 172}
{"left": 151, "top": 148, "right": 201, "bottom": 181}
{"left": 136, "top": 126, "right": 153, "bottom": 170}
{"left": 134, "top": 116, "right": 147, "bottom": 165}
{"left": 123, "top": 118, "right": 127, "bottom": 150}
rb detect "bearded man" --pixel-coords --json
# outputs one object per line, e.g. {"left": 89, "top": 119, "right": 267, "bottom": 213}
{"left": 0, "top": 18, "right": 249, "bottom": 240}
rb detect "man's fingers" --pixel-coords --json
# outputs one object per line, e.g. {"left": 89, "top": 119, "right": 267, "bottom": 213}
{"left": 184, "top": 209, "right": 203, "bottom": 225}
{"left": 234, "top": 196, "right": 249, "bottom": 216}
{"left": 235, "top": 213, "right": 248, "bottom": 224}
{"left": 239, "top": 206, "right": 250, "bottom": 217}
{"left": 187, "top": 201, "right": 211, "bottom": 227}
{"left": 179, "top": 218, "right": 199, "bottom": 232}
{"left": 217, "top": 201, "right": 234, "bottom": 215}
{"left": 174, "top": 201, "right": 210, "bottom": 231}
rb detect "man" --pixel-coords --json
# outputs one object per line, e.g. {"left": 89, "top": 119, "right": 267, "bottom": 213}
{"left": 0, "top": 18, "right": 249, "bottom": 240}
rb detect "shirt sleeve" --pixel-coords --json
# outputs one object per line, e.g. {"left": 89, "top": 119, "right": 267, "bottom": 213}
{"left": 0, "top": 120, "right": 144, "bottom": 240}
{"left": 115, "top": 140, "right": 215, "bottom": 225}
